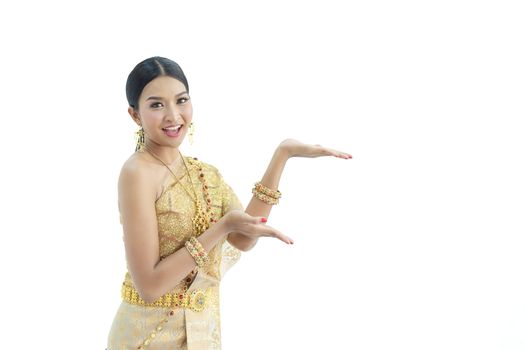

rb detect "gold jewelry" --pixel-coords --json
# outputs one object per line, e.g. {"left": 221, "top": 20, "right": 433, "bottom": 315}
{"left": 122, "top": 264, "right": 202, "bottom": 349}
{"left": 121, "top": 280, "right": 208, "bottom": 310}
{"left": 135, "top": 127, "right": 145, "bottom": 152}
{"left": 129, "top": 285, "right": 212, "bottom": 349}
{"left": 188, "top": 122, "right": 194, "bottom": 145}
{"left": 129, "top": 147, "right": 214, "bottom": 349}
{"left": 253, "top": 181, "right": 282, "bottom": 199}
{"left": 251, "top": 181, "right": 281, "bottom": 205}
{"left": 143, "top": 147, "right": 216, "bottom": 236}
{"left": 183, "top": 156, "right": 216, "bottom": 235}
{"left": 251, "top": 188, "right": 279, "bottom": 205}
{"left": 185, "top": 236, "right": 210, "bottom": 268}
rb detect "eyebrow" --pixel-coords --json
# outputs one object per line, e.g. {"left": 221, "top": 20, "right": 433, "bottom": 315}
{"left": 146, "top": 91, "right": 188, "bottom": 101}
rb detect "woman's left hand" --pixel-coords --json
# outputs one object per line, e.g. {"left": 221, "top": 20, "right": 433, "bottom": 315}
{"left": 278, "top": 138, "right": 352, "bottom": 159}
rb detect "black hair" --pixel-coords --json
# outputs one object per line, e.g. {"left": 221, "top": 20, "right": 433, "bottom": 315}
{"left": 126, "top": 56, "right": 189, "bottom": 109}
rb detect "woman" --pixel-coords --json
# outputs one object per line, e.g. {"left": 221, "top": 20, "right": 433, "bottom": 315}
{"left": 107, "top": 56, "right": 352, "bottom": 350}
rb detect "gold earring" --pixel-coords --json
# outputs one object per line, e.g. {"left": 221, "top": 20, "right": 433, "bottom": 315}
{"left": 135, "top": 127, "right": 145, "bottom": 152}
{"left": 188, "top": 122, "right": 194, "bottom": 145}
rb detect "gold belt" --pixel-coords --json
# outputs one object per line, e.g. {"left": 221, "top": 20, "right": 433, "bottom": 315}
{"left": 121, "top": 283, "right": 210, "bottom": 312}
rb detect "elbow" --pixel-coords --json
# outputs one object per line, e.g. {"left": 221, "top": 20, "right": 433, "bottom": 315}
{"left": 140, "top": 288, "right": 162, "bottom": 304}
{"left": 141, "top": 291, "right": 158, "bottom": 304}
{"left": 134, "top": 280, "right": 162, "bottom": 304}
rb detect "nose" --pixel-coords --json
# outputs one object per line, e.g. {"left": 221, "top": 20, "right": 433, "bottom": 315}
{"left": 165, "top": 102, "right": 184, "bottom": 123}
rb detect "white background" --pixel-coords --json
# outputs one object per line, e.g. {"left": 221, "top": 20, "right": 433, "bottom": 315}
{"left": 0, "top": 1, "right": 524, "bottom": 349}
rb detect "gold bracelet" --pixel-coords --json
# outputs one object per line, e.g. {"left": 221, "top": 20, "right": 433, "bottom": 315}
{"left": 251, "top": 187, "right": 279, "bottom": 205}
{"left": 253, "top": 181, "right": 281, "bottom": 199}
{"left": 185, "top": 241, "right": 207, "bottom": 268}
{"left": 185, "top": 236, "right": 209, "bottom": 268}
{"left": 185, "top": 238, "right": 207, "bottom": 267}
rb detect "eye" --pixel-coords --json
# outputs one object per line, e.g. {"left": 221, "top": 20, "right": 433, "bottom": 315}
{"left": 150, "top": 102, "right": 163, "bottom": 109}
{"left": 178, "top": 96, "right": 190, "bottom": 104}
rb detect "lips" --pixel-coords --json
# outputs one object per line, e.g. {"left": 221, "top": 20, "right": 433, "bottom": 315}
{"left": 162, "top": 124, "right": 183, "bottom": 137}
{"left": 162, "top": 125, "right": 183, "bottom": 132}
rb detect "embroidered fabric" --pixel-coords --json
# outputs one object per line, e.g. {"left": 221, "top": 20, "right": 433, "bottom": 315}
{"left": 107, "top": 156, "right": 242, "bottom": 350}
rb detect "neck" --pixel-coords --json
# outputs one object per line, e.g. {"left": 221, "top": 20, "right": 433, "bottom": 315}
{"left": 143, "top": 140, "right": 182, "bottom": 165}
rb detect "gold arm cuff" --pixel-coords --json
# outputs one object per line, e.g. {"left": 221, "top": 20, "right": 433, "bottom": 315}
{"left": 253, "top": 181, "right": 282, "bottom": 199}
{"left": 252, "top": 187, "right": 279, "bottom": 205}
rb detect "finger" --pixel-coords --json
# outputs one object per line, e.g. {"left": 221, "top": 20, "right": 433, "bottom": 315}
{"left": 319, "top": 147, "right": 338, "bottom": 157}
{"left": 248, "top": 222, "right": 294, "bottom": 244}
{"left": 262, "top": 226, "right": 293, "bottom": 244}
{"left": 336, "top": 152, "right": 352, "bottom": 159}
{"left": 274, "top": 232, "right": 294, "bottom": 245}
{"left": 328, "top": 148, "right": 352, "bottom": 159}
{"left": 257, "top": 217, "right": 268, "bottom": 224}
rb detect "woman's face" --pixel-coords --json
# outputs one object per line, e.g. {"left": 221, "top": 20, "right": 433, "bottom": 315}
{"left": 130, "top": 75, "right": 193, "bottom": 149}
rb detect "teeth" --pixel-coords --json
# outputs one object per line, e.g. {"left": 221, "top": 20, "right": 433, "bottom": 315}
{"left": 164, "top": 125, "right": 182, "bottom": 131}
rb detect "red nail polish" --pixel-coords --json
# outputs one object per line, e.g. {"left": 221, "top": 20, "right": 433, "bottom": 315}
{"left": 260, "top": 217, "right": 267, "bottom": 223}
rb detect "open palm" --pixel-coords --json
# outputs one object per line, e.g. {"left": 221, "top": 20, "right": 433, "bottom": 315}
{"left": 279, "top": 138, "right": 352, "bottom": 159}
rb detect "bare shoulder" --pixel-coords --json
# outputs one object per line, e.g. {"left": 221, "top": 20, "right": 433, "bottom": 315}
{"left": 120, "top": 152, "right": 152, "bottom": 180}
{"left": 118, "top": 153, "right": 158, "bottom": 200}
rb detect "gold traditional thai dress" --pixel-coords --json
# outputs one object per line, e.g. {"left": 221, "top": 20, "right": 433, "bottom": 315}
{"left": 107, "top": 156, "right": 242, "bottom": 350}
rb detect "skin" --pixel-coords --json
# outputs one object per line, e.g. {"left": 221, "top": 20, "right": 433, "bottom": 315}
{"left": 120, "top": 75, "right": 352, "bottom": 302}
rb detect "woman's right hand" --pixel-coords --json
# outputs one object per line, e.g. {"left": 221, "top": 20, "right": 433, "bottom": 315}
{"left": 221, "top": 210, "right": 294, "bottom": 244}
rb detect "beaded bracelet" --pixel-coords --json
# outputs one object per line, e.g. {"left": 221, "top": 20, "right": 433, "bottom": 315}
{"left": 251, "top": 187, "right": 279, "bottom": 205}
{"left": 185, "top": 241, "right": 208, "bottom": 268}
{"left": 185, "top": 237, "right": 209, "bottom": 267}
{"left": 185, "top": 236, "right": 210, "bottom": 268}
{"left": 253, "top": 181, "right": 282, "bottom": 199}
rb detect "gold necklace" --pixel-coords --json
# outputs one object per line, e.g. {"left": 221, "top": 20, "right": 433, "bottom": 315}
{"left": 144, "top": 147, "right": 214, "bottom": 236}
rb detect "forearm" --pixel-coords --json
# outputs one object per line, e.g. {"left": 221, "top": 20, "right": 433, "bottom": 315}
{"left": 142, "top": 220, "right": 229, "bottom": 302}
{"left": 227, "top": 147, "right": 289, "bottom": 251}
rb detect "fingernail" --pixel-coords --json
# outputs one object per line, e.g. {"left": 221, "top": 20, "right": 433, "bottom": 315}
{"left": 260, "top": 217, "right": 267, "bottom": 223}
